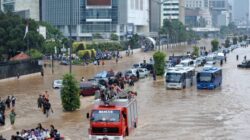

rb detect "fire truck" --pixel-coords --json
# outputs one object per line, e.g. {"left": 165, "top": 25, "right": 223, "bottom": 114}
{"left": 86, "top": 91, "right": 138, "bottom": 140}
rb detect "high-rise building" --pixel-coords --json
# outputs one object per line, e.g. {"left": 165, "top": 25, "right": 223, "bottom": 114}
{"left": 41, "top": 0, "right": 149, "bottom": 40}
{"left": 149, "top": 0, "right": 161, "bottom": 33}
{"left": 161, "top": 0, "right": 185, "bottom": 25}
{"left": 0, "top": 0, "right": 40, "bottom": 21}
{"left": 209, "top": 0, "right": 230, "bottom": 27}
{"left": 232, "top": 0, "right": 250, "bottom": 25}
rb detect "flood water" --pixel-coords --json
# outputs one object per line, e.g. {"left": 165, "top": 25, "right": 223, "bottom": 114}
{"left": 1, "top": 42, "right": 250, "bottom": 140}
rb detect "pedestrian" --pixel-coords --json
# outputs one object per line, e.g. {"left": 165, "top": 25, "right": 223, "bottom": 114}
{"left": 153, "top": 69, "right": 156, "bottom": 81}
{"left": 16, "top": 73, "right": 20, "bottom": 79}
{"left": 0, "top": 111, "right": 5, "bottom": 126}
{"left": 44, "top": 101, "right": 53, "bottom": 117}
{"left": 224, "top": 57, "right": 227, "bottom": 63}
{"left": 11, "top": 95, "right": 16, "bottom": 108}
{"left": 97, "top": 59, "right": 100, "bottom": 66}
{"left": 236, "top": 55, "right": 239, "bottom": 61}
{"left": 5, "top": 96, "right": 11, "bottom": 109}
{"left": 136, "top": 70, "right": 140, "bottom": 79}
{"left": 102, "top": 60, "right": 105, "bottom": 66}
{"left": 220, "top": 59, "right": 223, "bottom": 66}
{"left": 37, "top": 95, "right": 43, "bottom": 108}
{"left": 81, "top": 77, "right": 85, "bottom": 82}
{"left": 44, "top": 91, "right": 49, "bottom": 101}
{"left": 9, "top": 109, "right": 16, "bottom": 126}
{"left": 244, "top": 55, "right": 247, "bottom": 61}
{"left": 115, "top": 57, "right": 118, "bottom": 64}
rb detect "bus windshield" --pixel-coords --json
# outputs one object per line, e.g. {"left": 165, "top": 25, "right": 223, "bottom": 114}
{"left": 91, "top": 110, "right": 120, "bottom": 122}
{"left": 197, "top": 73, "right": 212, "bottom": 82}
{"left": 166, "top": 73, "right": 183, "bottom": 83}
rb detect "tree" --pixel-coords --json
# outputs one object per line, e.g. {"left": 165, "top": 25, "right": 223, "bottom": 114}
{"left": 233, "top": 37, "right": 238, "bottom": 45}
{"left": 192, "top": 46, "right": 199, "bottom": 57}
{"left": 153, "top": 51, "right": 166, "bottom": 76}
{"left": 225, "top": 38, "right": 230, "bottom": 48}
{"left": 110, "top": 33, "right": 118, "bottom": 41}
{"left": 211, "top": 39, "right": 219, "bottom": 52}
{"left": 61, "top": 74, "right": 80, "bottom": 111}
{"left": 39, "top": 21, "right": 63, "bottom": 40}
{"left": 244, "top": 35, "right": 248, "bottom": 41}
{"left": 239, "top": 36, "right": 243, "bottom": 42}
{"left": 128, "top": 34, "right": 140, "bottom": 49}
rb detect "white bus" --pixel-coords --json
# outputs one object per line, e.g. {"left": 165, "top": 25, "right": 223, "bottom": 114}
{"left": 165, "top": 66, "right": 195, "bottom": 89}
{"left": 180, "top": 59, "right": 196, "bottom": 68}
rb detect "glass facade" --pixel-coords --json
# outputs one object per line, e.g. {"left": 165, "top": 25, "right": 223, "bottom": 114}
{"left": 80, "top": 0, "right": 118, "bottom": 33}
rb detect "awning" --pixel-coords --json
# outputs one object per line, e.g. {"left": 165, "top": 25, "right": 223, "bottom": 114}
{"left": 146, "top": 37, "right": 156, "bottom": 47}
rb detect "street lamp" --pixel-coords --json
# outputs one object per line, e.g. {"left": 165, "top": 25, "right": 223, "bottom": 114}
{"left": 69, "top": 0, "right": 73, "bottom": 73}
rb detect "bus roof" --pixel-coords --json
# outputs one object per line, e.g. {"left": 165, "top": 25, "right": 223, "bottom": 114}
{"left": 199, "top": 66, "right": 221, "bottom": 73}
{"left": 167, "top": 66, "right": 194, "bottom": 74}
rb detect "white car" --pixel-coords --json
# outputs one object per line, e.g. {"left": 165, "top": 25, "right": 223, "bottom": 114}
{"left": 138, "top": 68, "right": 150, "bottom": 78}
{"left": 53, "top": 80, "right": 63, "bottom": 89}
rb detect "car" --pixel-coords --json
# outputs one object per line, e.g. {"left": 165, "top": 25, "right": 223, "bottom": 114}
{"left": 124, "top": 69, "right": 139, "bottom": 82}
{"left": 237, "top": 60, "right": 250, "bottom": 68}
{"left": 80, "top": 82, "right": 100, "bottom": 96}
{"left": 94, "top": 70, "right": 115, "bottom": 80}
{"left": 53, "top": 80, "right": 63, "bottom": 89}
{"left": 60, "top": 60, "right": 69, "bottom": 65}
{"left": 140, "top": 63, "right": 154, "bottom": 73}
{"left": 205, "top": 61, "right": 216, "bottom": 66}
{"left": 138, "top": 68, "right": 150, "bottom": 78}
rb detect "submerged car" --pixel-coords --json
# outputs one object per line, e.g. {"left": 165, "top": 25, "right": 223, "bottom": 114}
{"left": 80, "top": 82, "right": 100, "bottom": 96}
{"left": 237, "top": 60, "right": 250, "bottom": 68}
{"left": 53, "top": 80, "right": 63, "bottom": 89}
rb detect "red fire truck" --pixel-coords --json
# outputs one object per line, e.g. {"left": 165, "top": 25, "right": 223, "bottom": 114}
{"left": 87, "top": 92, "right": 138, "bottom": 140}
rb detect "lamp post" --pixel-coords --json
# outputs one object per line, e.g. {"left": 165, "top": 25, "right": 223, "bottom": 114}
{"left": 69, "top": 0, "right": 73, "bottom": 73}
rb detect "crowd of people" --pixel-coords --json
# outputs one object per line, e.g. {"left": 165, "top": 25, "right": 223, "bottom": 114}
{"left": 0, "top": 95, "right": 16, "bottom": 126}
{"left": 37, "top": 91, "right": 53, "bottom": 118}
{"left": 10, "top": 123, "right": 63, "bottom": 140}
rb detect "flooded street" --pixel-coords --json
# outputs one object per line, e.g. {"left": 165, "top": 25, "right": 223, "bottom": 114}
{"left": 1, "top": 42, "right": 250, "bottom": 140}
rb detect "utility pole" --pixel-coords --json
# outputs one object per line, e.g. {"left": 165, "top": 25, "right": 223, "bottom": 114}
{"left": 69, "top": 0, "right": 73, "bottom": 73}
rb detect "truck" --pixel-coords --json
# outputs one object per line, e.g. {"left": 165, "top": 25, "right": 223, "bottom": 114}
{"left": 86, "top": 91, "right": 138, "bottom": 140}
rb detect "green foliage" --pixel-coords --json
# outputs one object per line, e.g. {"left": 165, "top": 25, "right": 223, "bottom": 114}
{"left": 28, "top": 49, "right": 43, "bottom": 59}
{"left": 233, "top": 37, "right": 238, "bottom": 45}
{"left": 61, "top": 73, "right": 80, "bottom": 111}
{"left": 110, "top": 33, "right": 118, "bottom": 41}
{"left": 39, "top": 21, "right": 63, "bottom": 40}
{"left": 220, "top": 22, "right": 237, "bottom": 37}
{"left": 244, "top": 35, "right": 248, "bottom": 41}
{"left": 225, "top": 38, "right": 230, "bottom": 48}
{"left": 73, "top": 42, "right": 86, "bottom": 53}
{"left": 128, "top": 34, "right": 140, "bottom": 48}
{"left": 192, "top": 46, "right": 199, "bottom": 57}
{"left": 239, "top": 36, "right": 243, "bottom": 42}
{"left": 153, "top": 51, "right": 166, "bottom": 76}
{"left": 86, "top": 42, "right": 122, "bottom": 51}
{"left": 43, "top": 41, "right": 59, "bottom": 54}
{"left": 78, "top": 50, "right": 92, "bottom": 58}
{"left": 93, "top": 33, "right": 102, "bottom": 39}
{"left": 211, "top": 39, "right": 219, "bottom": 52}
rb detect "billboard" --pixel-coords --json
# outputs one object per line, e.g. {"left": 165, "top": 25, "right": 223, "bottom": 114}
{"left": 87, "top": 0, "right": 111, "bottom": 6}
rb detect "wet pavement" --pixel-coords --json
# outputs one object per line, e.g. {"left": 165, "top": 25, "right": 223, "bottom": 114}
{"left": 1, "top": 41, "right": 250, "bottom": 140}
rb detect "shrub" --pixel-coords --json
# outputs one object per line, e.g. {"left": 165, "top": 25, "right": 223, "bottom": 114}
{"left": 192, "top": 46, "right": 199, "bottom": 57}
{"left": 233, "top": 37, "right": 238, "bottom": 45}
{"left": 110, "top": 33, "right": 118, "bottom": 41}
{"left": 28, "top": 49, "right": 43, "bottom": 59}
{"left": 211, "top": 39, "right": 219, "bottom": 52}
{"left": 78, "top": 50, "right": 92, "bottom": 59}
{"left": 153, "top": 51, "right": 166, "bottom": 76}
{"left": 61, "top": 73, "right": 80, "bottom": 111}
{"left": 73, "top": 42, "right": 86, "bottom": 53}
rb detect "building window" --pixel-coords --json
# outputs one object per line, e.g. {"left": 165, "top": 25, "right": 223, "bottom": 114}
{"left": 135, "top": 0, "right": 139, "bottom": 10}
{"left": 140, "top": 0, "right": 143, "bottom": 10}
{"left": 131, "top": 0, "right": 134, "bottom": 9}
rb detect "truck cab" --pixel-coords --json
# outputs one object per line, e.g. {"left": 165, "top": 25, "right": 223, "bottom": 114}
{"left": 87, "top": 95, "right": 138, "bottom": 140}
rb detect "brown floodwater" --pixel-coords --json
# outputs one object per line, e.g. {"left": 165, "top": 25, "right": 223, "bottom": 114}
{"left": 1, "top": 41, "right": 250, "bottom": 140}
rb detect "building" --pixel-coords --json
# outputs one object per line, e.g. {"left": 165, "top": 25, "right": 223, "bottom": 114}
{"left": 232, "top": 0, "right": 250, "bottom": 25}
{"left": 161, "top": 0, "right": 185, "bottom": 26}
{"left": 149, "top": 0, "right": 161, "bottom": 33}
{"left": 209, "top": 0, "right": 230, "bottom": 27}
{"left": 0, "top": 0, "right": 40, "bottom": 21}
{"left": 41, "top": 0, "right": 149, "bottom": 40}
{"left": 185, "top": 0, "right": 209, "bottom": 8}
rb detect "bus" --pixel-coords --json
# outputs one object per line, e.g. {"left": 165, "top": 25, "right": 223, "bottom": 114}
{"left": 165, "top": 66, "right": 195, "bottom": 89}
{"left": 197, "top": 66, "right": 222, "bottom": 90}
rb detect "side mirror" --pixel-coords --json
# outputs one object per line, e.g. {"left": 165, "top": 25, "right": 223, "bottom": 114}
{"left": 86, "top": 113, "right": 89, "bottom": 119}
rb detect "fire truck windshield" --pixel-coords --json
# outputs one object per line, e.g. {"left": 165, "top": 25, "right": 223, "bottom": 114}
{"left": 92, "top": 110, "right": 120, "bottom": 122}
